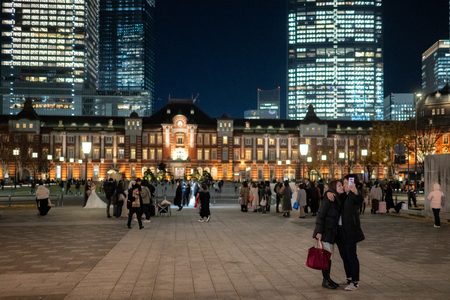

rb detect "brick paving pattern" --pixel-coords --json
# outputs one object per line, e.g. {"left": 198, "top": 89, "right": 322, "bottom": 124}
{"left": 0, "top": 204, "right": 448, "bottom": 299}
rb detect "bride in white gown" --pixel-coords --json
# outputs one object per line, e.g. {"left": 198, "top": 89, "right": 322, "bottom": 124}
{"left": 83, "top": 181, "right": 107, "bottom": 209}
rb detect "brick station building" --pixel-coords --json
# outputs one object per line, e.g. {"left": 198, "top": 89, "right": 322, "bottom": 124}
{"left": 0, "top": 97, "right": 388, "bottom": 183}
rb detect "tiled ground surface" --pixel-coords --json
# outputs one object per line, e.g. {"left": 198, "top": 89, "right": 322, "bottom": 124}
{"left": 0, "top": 204, "right": 448, "bottom": 300}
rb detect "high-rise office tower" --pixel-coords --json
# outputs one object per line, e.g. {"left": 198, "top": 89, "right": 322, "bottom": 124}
{"left": 383, "top": 93, "right": 415, "bottom": 121}
{"left": 287, "top": 0, "right": 383, "bottom": 120}
{"left": 422, "top": 40, "right": 450, "bottom": 95}
{"left": 257, "top": 87, "right": 280, "bottom": 119}
{"left": 0, "top": 0, "right": 99, "bottom": 115}
{"left": 99, "top": 0, "right": 155, "bottom": 96}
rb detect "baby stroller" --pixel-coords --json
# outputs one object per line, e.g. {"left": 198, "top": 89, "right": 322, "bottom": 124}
{"left": 157, "top": 202, "right": 171, "bottom": 217}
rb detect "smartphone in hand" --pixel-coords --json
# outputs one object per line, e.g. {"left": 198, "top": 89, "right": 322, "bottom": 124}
{"left": 349, "top": 177, "right": 354, "bottom": 186}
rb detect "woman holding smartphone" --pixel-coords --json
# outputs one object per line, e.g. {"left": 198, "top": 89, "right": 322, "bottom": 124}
{"left": 337, "top": 174, "right": 365, "bottom": 291}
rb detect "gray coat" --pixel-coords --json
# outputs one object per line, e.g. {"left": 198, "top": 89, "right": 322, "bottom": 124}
{"left": 296, "top": 189, "right": 307, "bottom": 206}
{"left": 281, "top": 186, "right": 293, "bottom": 211}
{"left": 240, "top": 187, "right": 249, "bottom": 205}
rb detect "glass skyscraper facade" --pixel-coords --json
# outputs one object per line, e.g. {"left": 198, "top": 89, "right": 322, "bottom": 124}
{"left": 422, "top": 40, "right": 450, "bottom": 95}
{"left": 287, "top": 0, "right": 383, "bottom": 120}
{"left": 1, "top": 0, "right": 99, "bottom": 115}
{"left": 99, "top": 0, "right": 155, "bottom": 96}
{"left": 258, "top": 87, "right": 280, "bottom": 119}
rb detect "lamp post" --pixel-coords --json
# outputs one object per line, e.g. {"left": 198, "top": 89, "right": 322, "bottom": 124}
{"left": 321, "top": 155, "right": 326, "bottom": 181}
{"left": 82, "top": 142, "right": 92, "bottom": 199}
{"left": 300, "top": 144, "right": 309, "bottom": 180}
{"left": 361, "top": 149, "right": 367, "bottom": 182}
{"left": 414, "top": 93, "right": 422, "bottom": 190}
{"left": 13, "top": 149, "right": 19, "bottom": 189}
{"left": 32, "top": 152, "right": 38, "bottom": 181}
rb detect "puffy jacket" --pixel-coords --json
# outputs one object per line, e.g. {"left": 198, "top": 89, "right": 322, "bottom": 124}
{"left": 313, "top": 191, "right": 341, "bottom": 244}
{"left": 338, "top": 191, "right": 365, "bottom": 244}
{"left": 36, "top": 185, "right": 50, "bottom": 200}
{"left": 427, "top": 183, "right": 444, "bottom": 209}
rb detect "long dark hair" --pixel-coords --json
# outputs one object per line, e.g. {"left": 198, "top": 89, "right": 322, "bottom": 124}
{"left": 327, "top": 180, "right": 342, "bottom": 198}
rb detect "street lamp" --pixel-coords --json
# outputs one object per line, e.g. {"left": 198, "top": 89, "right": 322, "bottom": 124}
{"left": 361, "top": 149, "right": 367, "bottom": 182}
{"left": 321, "top": 155, "right": 326, "bottom": 181}
{"left": 300, "top": 144, "right": 309, "bottom": 180}
{"left": 13, "top": 149, "right": 19, "bottom": 188}
{"left": 414, "top": 93, "right": 422, "bottom": 191}
{"left": 32, "top": 152, "right": 38, "bottom": 180}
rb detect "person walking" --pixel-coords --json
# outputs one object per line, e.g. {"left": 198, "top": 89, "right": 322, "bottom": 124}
{"left": 407, "top": 182, "right": 418, "bottom": 208}
{"left": 370, "top": 181, "right": 382, "bottom": 214}
{"left": 174, "top": 180, "right": 183, "bottom": 211}
{"left": 116, "top": 181, "right": 126, "bottom": 218}
{"left": 279, "top": 180, "right": 293, "bottom": 217}
{"left": 310, "top": 181, "right": 321, "bottom": 216}
{"left": 140, "top": 180, "right": 152, "bottom": 223}
{"left": 250, "top": 182, "right": 259, "bottom": 212}
{"left": 296, "top": 183, "right": 307, "bottom": 218}
{"left": 337, "top": 174, "right": 365, "bottom": 291}
{"left": 239, "top": 181, "right": 249, "bottom": 212}
{"left": 127, "top": 184, "right": 144, "bottom": 229}
{"left": 198, "top": 183, "right": 211, "bottom": 222}
{"left": 313, "top": 180, "right": 343, "bottom": 289}
{"left": 427, "top": 183, "right": 445, "bottom": 228}
{"left": 36, "top": 181, "right": 51, "bottom": 216}
{"left": 75, "top": 180, "right": 81, "bottom": 196}
{"left": 66, "top": 180, "right": 72, "bottom": 195}
{"left": 103, "top": 178, "right": 116, "bottom": 218}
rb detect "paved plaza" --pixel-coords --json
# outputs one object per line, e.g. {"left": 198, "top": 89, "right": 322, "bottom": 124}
{"left": 0, "top": 201, "right": 448, "bottom": 300}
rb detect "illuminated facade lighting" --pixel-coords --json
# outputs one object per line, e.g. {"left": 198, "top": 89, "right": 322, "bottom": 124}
{"left": 287, "top": 0, "right": 383, "bottom": 121}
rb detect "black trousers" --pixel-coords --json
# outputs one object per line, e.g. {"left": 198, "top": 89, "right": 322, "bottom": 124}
{"left": 408, "top": 194, "right": 417, "bottom": 208}
{"left": 127, "top": 207, "right": 142, "bottom": 227}
{"left": 106, "top": 198, "right": 112, "bottom": 216}
{"left": 432, "top": 208, "right": 441, "bottom": 226}
{"left": 142, "top": 204, "right": 151, "bottom": 220}
{"left": 337, "top": 242, "right": 360, "bottom": 282}
{"left": 276, "top": 195, "right": 281, "bottom": 211}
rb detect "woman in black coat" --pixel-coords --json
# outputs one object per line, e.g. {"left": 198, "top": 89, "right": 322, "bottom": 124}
{"left": 198, "top": 183, "right": 211, "bottom": 222}
{"left": 385, "top": 182, "right": 394, "bottom": 213}
{"left": 174, "top": 180, "right": 183, "bottom": 210}
{"left": 127, "top": 184, "right": 144, "bottom": 230}
{"left": 313, "top": 180, "right": 343, "bottom": 289}
{"left": 310, "top": 181, "right": 321, "bottom": 216}
{"left": 337, "top": 174, "right": 365, "bottom": 291}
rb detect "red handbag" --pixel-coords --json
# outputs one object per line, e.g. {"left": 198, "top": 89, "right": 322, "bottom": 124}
{"left": 306, "top": 240, "right": 331, "bottom": 270}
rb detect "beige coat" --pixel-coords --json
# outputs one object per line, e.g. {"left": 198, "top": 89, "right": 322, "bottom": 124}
{"left": 240, "top": 187, "right": 249, "bottom": 205}
{"left": 427, "top": 183, "right": 444, "bottom": 209}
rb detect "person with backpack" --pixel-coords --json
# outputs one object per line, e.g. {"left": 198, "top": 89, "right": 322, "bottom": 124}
{"left": 274, "top": 179, "right": 283, "bottom": 213}
{"left": 127, "top": 184, "right": 143, "bottom": 230}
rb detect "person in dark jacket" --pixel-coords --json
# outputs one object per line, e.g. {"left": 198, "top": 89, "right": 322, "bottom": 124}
{"left": 104, "top": 178, "right": 117, "bottom": 218}
{"left": 198, "top": 183, "right": 211, "bottom": 222}
{"left": 337, "top": 174, "right": 365, "bottom": 291}
{"left": 127, "top": 184, "right": 144, "bottom": 229}
{"left": 310, "top": 181, "right": 321, "bottom": 216}
{"left": 385, "top": 181, "right": 394, "bottom": 213}
{"left": 313, "top": 180, "right": 343, "bottom": 289}
{"left": 174, "top": 180, "right": 183, "bottom": 210}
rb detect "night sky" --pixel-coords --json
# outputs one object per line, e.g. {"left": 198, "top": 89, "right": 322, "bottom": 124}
{"left": 155, "top": 0, "right": 449, "bottom": 119}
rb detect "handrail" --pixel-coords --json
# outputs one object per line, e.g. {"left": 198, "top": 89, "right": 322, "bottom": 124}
{"left": 0, "top": 194, "right": 63, "bottom": 207}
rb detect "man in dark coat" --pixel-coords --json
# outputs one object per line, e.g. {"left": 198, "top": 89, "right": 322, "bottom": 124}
{"left": 337, "top": 174, "right": 365, "bottom": 291}
{"left": 174, "top": 180, "right": 183, "bottom": 210}
{"left": 104, "top": 178, "right": 117, "bottom": 218}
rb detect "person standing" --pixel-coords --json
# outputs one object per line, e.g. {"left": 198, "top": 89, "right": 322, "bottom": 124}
{"left": 310, "top": 181, "right": 321, "bottom": 216}
{"left": 198, "top": 183, "right": 211, "bottom": 222}
{"left": 75, "top": 180, "right": 81, "bottom": 195}
{"left": 407, "top": 182, "right": 418, "bottom": 208}
{"left": 239, "top": 181, "right": 249, "bottom": 212}
{"left": 104, "top": 178, "right": 116, "bottom": 218}
{"left": 385, "top": 182, "right": 394, "bottom": 213}
{"left": 279, "top": 181, "right": 293, "bottom": 217}
{"left": 83, "top": 180, "right": 91, "bottom": 207}
{"left": 250, "top": 182, "right": 259, "bottom": 212}
{"left": 274, "top": 179, "right": 283, "bottom": 213}
{"left": 140, "top": 180, "right": 152, "bottom": 223}
{"left": 127, "top": 184, "right": 143, "bottom": 229}
{"left": 116, "top": 181, "right": 126, "bottom": 218}
{"left": 36, "top": 181, "right": 51, "bottom": 216}
{"left": 314, "top": 180, "right": 343, "bottom": 289}
{"left": 296, "top": 183, "right": 307, "bottom": 218}
{"left": 427, "top": 183, "right": 445, "bottom": 228}
{"left": 370, "top": 181, "right": 382, "bottom": 214}
{"left": 337, "top": 174, "right": 365, "bottom": 291}
{"left": 174, "top": 180, "right": 183, "bottom": 211}
{"left": 66, "top": 180, "right": 72, "bottom": 195}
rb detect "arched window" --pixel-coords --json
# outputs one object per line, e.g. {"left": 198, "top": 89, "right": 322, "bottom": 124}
{"left": 211, "top": 167, "right": 217, "bottom": 179}
{"left": 197, "top": 167, "right": 203, "bottom": 176}
{"left": 204, "top": 167, "right": 210, "bottom": 175}
{"left": 142, "top": 167, "right": 148, "bottom": 177}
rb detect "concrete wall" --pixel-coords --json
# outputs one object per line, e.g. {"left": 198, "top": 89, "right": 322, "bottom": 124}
{"left": 424, "top": 154, "right": 450, "bottom": 212}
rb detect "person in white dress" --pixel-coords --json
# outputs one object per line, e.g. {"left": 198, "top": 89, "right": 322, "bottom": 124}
{"left": 84, "top": 181, "right": 107, "bottom": 209}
